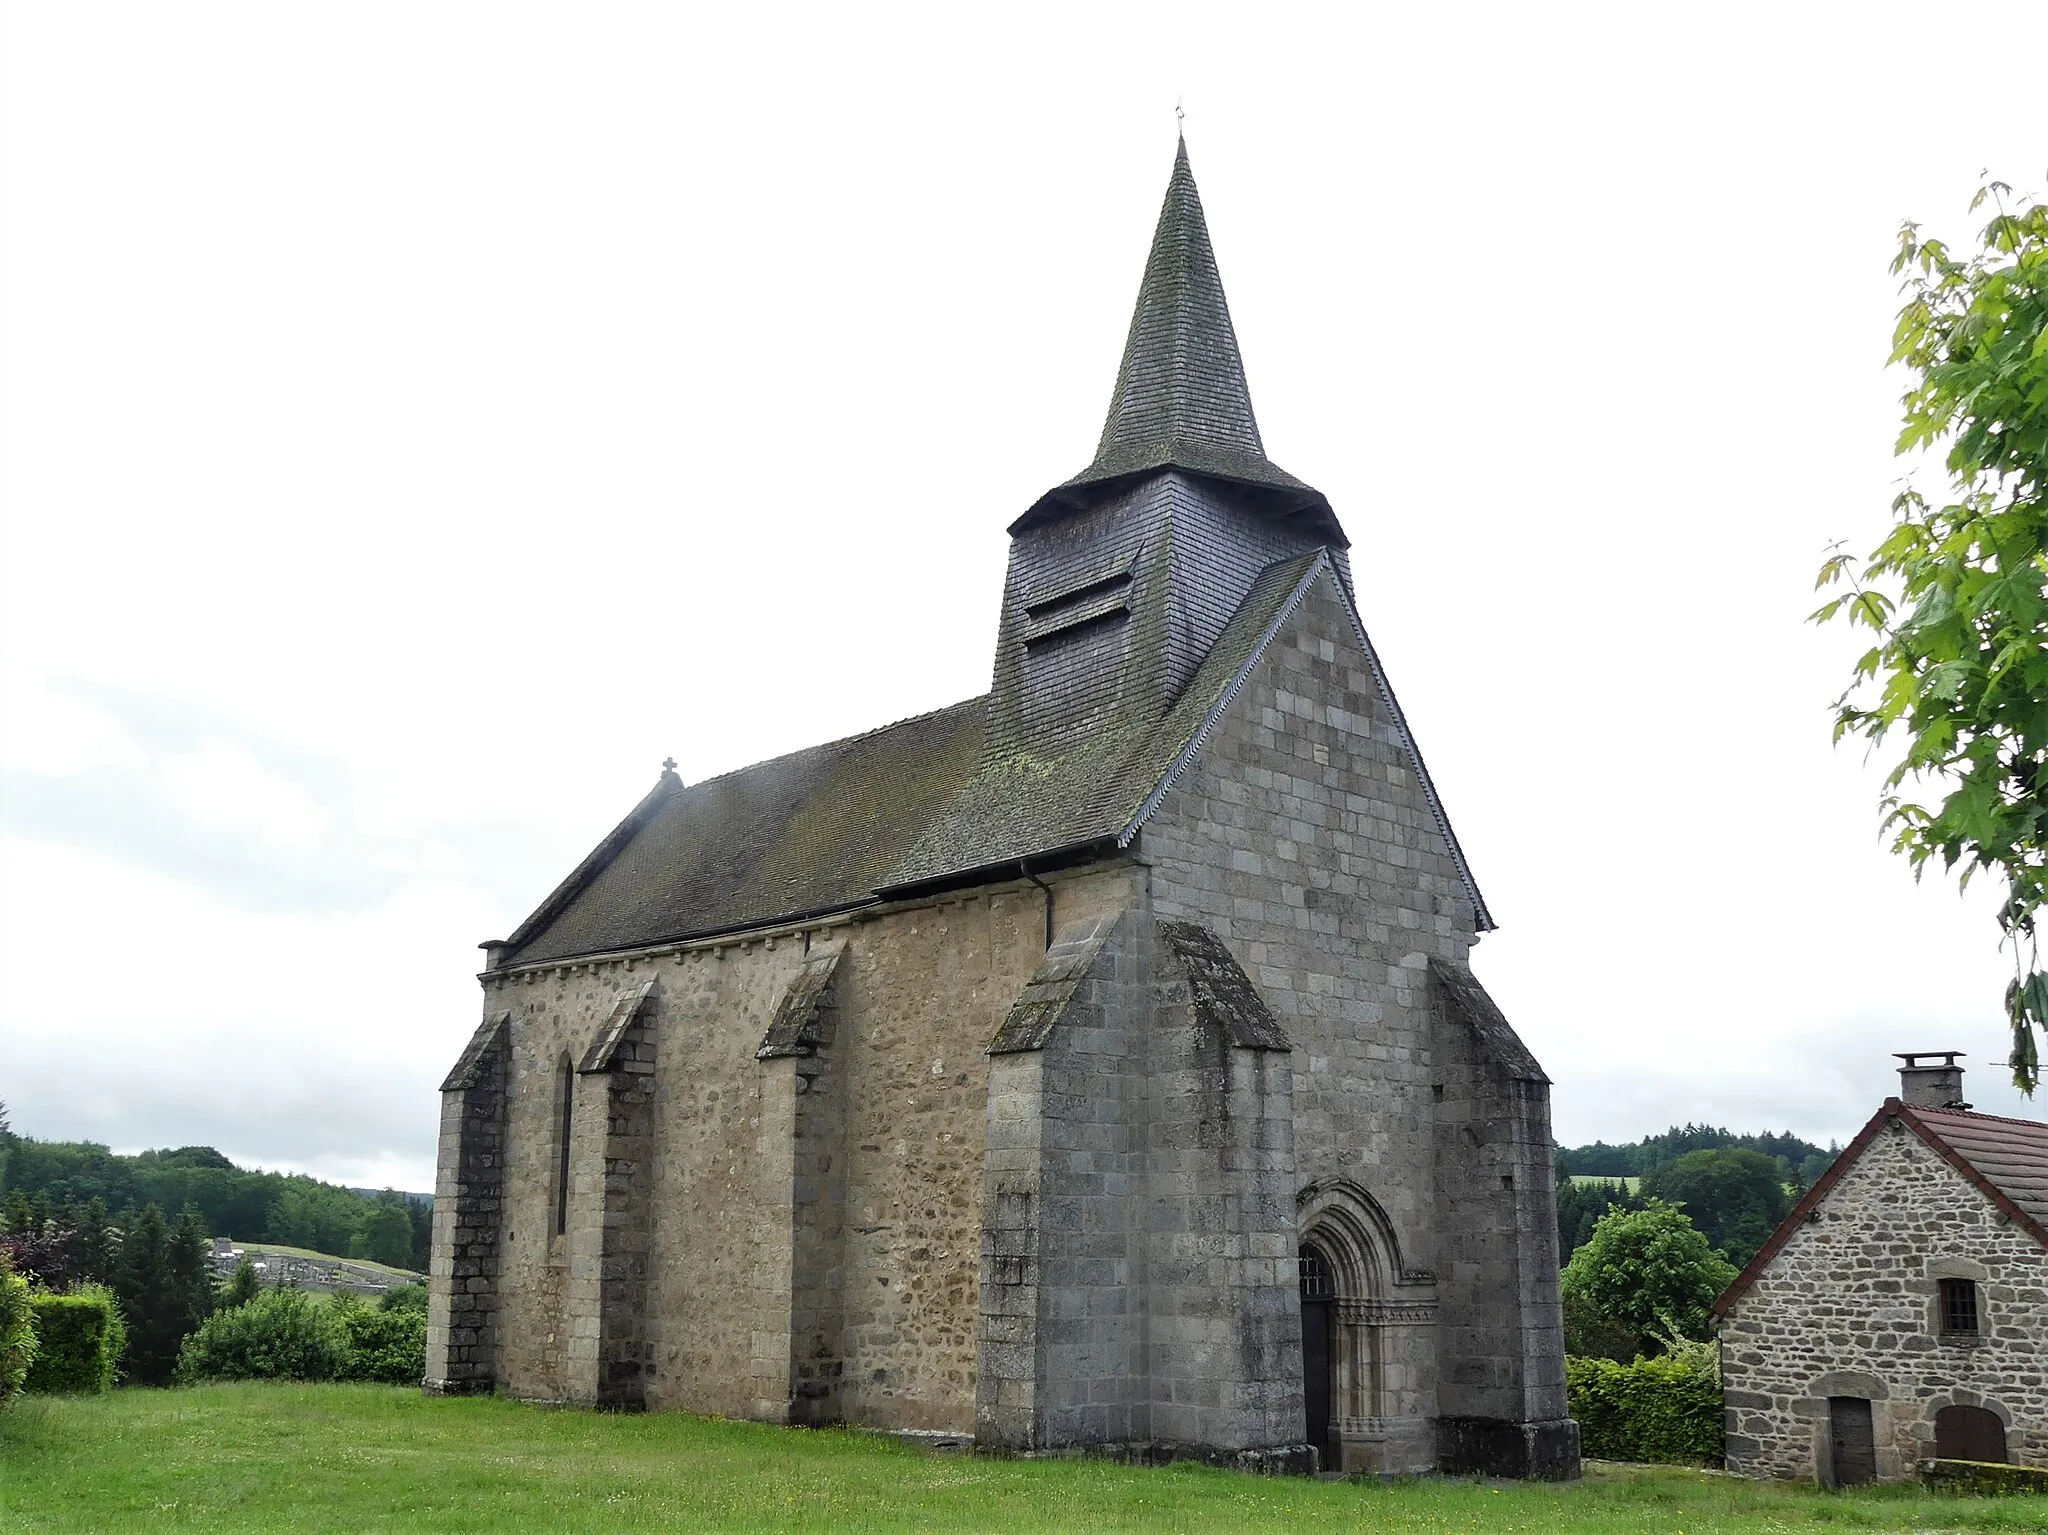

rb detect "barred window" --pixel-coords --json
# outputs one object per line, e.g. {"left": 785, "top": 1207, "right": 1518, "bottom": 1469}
{"left": 1298, "top": 1246, "right": 1334, "bottom": 1300}
{"left": 1938, "top": 1277, "right": 1980, "bottom": 1335}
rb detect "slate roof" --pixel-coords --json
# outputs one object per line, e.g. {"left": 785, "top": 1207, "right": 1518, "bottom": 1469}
{"left": 883, "top": 550, "right": 1328, "bottom": 892}
{"left": 500, "top": 554, "right": 1338, "bottom": 966}
{"left": 1715, "top": 1098, "right": 2048, "bottom": 1316}
{"left": 1014, "top": 140, "right": 1341, "bottom": 546}
{"left": 502, "top": 700, "right": 987, "bottom": 966}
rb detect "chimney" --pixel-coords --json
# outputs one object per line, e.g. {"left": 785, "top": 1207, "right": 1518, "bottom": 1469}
{"left": 1894, "top": 1051, "right": 1970, "bottom": 1110}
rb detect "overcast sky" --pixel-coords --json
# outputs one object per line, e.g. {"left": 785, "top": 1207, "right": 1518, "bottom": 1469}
{"left": 4, "top": 3, "right": 2045, "bottom": 1192}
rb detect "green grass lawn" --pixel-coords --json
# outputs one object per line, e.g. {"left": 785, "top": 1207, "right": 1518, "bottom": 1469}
{"left": 3, "top": 1385, "right": 2041, "bottom": 1534}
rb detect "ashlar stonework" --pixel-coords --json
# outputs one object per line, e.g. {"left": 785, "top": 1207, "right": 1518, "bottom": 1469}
{"left": 426, "top": 139, "right": 1577, "bottom": 1478}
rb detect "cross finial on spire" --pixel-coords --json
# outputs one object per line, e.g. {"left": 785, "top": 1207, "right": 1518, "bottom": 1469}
{"left": 661, "top": 756, "right": 678, "bottom": 775}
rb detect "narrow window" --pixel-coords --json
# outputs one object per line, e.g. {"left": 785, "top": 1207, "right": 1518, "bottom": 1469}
{"left": 1938, "top": 1277, "right": 1979, "bottom": 1335}
{"left": 554, "top": 1055, "right": 574, "bottom": 1238}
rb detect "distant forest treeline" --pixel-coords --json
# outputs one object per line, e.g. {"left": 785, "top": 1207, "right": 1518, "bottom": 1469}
{"left": 1558, "top": 1124, "right": 1840, "bottom": 1188}
{"left": 0, "top": 1137, "right": 431, "bottom": 1273}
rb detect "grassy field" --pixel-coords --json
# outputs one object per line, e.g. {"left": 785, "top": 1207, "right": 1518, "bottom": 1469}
{"left": 1568, "top": 1175, "right": 1643, "bottom": 1193}
{"left": 3, "top": 1385, "right": 2042, "bottom": 1534}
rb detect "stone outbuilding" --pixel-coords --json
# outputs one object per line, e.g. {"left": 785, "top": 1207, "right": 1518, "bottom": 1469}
{"left": 425, "top": 140, "right": 1578, "bottom": 1479}
{"left": 1716, "top": 1054, "right": 2048, "bottom": 1483}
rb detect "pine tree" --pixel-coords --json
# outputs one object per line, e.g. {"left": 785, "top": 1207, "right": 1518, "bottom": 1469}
{"left": 74, "top": 1198, "right": 114, "bottom": 1284}
{"left": 116, "top": 1203, "right": 177, "bottom": 1384}
{"left": 170, "top": 1207, "right": 217, "bottom": 1330}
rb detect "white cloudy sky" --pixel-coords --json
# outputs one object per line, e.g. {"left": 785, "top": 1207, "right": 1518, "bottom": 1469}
{"left": 3, "top": 3, "right": 2044, "bottom": 1191}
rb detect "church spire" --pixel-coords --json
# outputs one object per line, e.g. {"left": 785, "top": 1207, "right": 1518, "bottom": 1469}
{"left": 1016, "top": 138, "right": 1338, "bottom": 541}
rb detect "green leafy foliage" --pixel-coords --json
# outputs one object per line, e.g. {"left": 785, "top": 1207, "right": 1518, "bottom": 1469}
{"left": 220, "top": 1256, "right": 261, "bottom": 1310}
{"left": 0, "top": 1137, "right": 432, "bottom": 1272}
{"left": 1556, "top": 1170, "right": 1643, "bottom": 1259}
{"left": 378, "top": 1283, "right": 429, "bottom": 1314}
{"left": 352, "top": 1203, "right": 417, "bottom": 1269}
{"left": 1560, "top": 1202, "right": 1736, "bottom": 1362}
{"left": 0, "top": 1256, "right": 35, "bottom": 1406}
{"left": 1815, "top": 180, "right": 2048, "bottom": 1091}
{"left": 1638, "top": 1148, "right": 1792, "bottom": 1268}
{"left": 23, "top": 1286, "right": 125, "bottom": 1394}
{"left": 1567, "top": 1352, "right": 1723, "bottom": 1465}
{"left": 1559, "top": 1125, "right": 1832, "bottom": 1182}
{"left": 329, "top": 1291, "right": 427, "bottom": 1385}
{"left": 176, "top": 1288, "right": 349, "bottom": 1384}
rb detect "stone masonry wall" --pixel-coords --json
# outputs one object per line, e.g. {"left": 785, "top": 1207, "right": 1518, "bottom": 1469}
{"left": 465, "top": 866, "right": 1138, "bottom": 1430}
{"left": 1140, "top": 566, "right": 1568, "bottom": 1474}
{"left": 1721, "top": 1120, "right": 2048, "bottom": 1480}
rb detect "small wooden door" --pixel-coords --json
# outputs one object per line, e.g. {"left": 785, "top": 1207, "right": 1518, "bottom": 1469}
{"left": 1829, "top": 1397, "right": 1876, "bottom": 1486}
{"left": 1299, "top": 1247, "right": 1335, "bottom": 1468}
{"left": 1934, "top": 1405, "right": 2007, "bottom": 1464}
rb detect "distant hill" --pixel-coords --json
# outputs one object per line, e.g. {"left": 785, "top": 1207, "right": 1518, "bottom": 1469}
{"left": 0, "top": 1136, "right": 432, "bottom": 1272}
{"left": 1559, "top": 1124, "right": 1841, "bottom": 1188}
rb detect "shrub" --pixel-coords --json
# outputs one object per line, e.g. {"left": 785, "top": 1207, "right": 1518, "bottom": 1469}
{"left": 176, "top": 1287, "right": 347, "bottom": 1384}
{"left": 379, "top": 1283, "right": 428, "bottom": 1314}
{"left": 0, "top": 1257, "right": 36, "bottom": 1406}
{"left": 1567, "top": 1351, "right": 1722, "bottom": 1465}
{"left": 331, "top": 1291, "right": 426, "bottom": 1384}
{"left": 1560, "top": 1201, "right": 1735, "bottom": 1360}
{"left": 23, "top": 1286, "right": 125, "bottom": 1393}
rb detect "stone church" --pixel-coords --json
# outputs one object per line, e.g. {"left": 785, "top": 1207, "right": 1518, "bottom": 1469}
{"left": 425, "top": 141, "right": 1577, "bottom": 1479}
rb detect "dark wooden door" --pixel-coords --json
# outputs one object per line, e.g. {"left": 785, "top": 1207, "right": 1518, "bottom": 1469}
{"left": 1829, "top": 1397, "right": 1876, "bottom": 1487}
{"left": 1934, "top": 1405, "right": 2007, "bottom": 1463}
{"left": 1299, "top": 1247, "right": 1334, "bottom": 1469}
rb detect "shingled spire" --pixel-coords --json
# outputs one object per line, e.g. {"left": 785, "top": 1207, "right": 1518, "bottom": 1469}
{"left": 1016, "top": 139, "right": 1339, "bottom": 542}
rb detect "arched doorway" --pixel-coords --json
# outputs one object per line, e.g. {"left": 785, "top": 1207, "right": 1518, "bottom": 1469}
{"left": 1298, "top": 1245, "right": 1336, "bottom": 1467}
{"left": 1934, "top": 1404, "right": 2007, "bottom": 1463}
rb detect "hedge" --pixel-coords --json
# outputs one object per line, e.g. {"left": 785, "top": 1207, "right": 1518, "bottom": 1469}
{"left": 332, "top": 1292, "right": 427, "bottom": 1384}
{"left": 0, "top": 1260, "right": 34, "bottom": 1406}
{"left": 1567, "top": 1353, "right": 1722, "bottom": 1465}
{"left": 24, "top": 1286, "right": 125, "bottom": 1394}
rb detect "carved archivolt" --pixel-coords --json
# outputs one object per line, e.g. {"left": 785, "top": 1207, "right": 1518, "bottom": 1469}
{"left": 1296, "top": 1179, "right": 1436, "bottom": 1431}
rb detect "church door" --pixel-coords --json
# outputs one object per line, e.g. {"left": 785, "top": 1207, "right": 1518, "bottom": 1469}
{"left": 1299, "top": 1246, "right": 1335, "bottom": 1468}
{"left": 1828, "top": 1398, "right": 1876, "bottom": 1486}
{"left": 1934, "top": 1405, "right": 2007, "bottom": 1463}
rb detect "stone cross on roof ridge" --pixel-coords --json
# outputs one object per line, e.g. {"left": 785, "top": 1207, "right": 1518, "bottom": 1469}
{"left": 1016, "top": 138, "right": 1340, "bottom": 542}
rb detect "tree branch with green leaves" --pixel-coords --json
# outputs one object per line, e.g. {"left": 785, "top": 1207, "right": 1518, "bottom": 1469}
{"left": 1815, "top": 177, "right": 2048, "bottom": 1092}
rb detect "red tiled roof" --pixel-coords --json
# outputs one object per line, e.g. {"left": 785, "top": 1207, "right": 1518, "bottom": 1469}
{"left": 1714, "top": 1098, "right": 2048, "bottom": 1317}
{"left": 1910, "top": 1104, "right": 2048, "bottom": 1232}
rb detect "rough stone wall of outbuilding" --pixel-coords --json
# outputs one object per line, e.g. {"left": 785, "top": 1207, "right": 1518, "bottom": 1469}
{"left": 1720, "top": 1124, "right": 2048, "bottom": 1481}
{"left": 1139, "top": 568, "right": 1572, "bottom": 1475}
